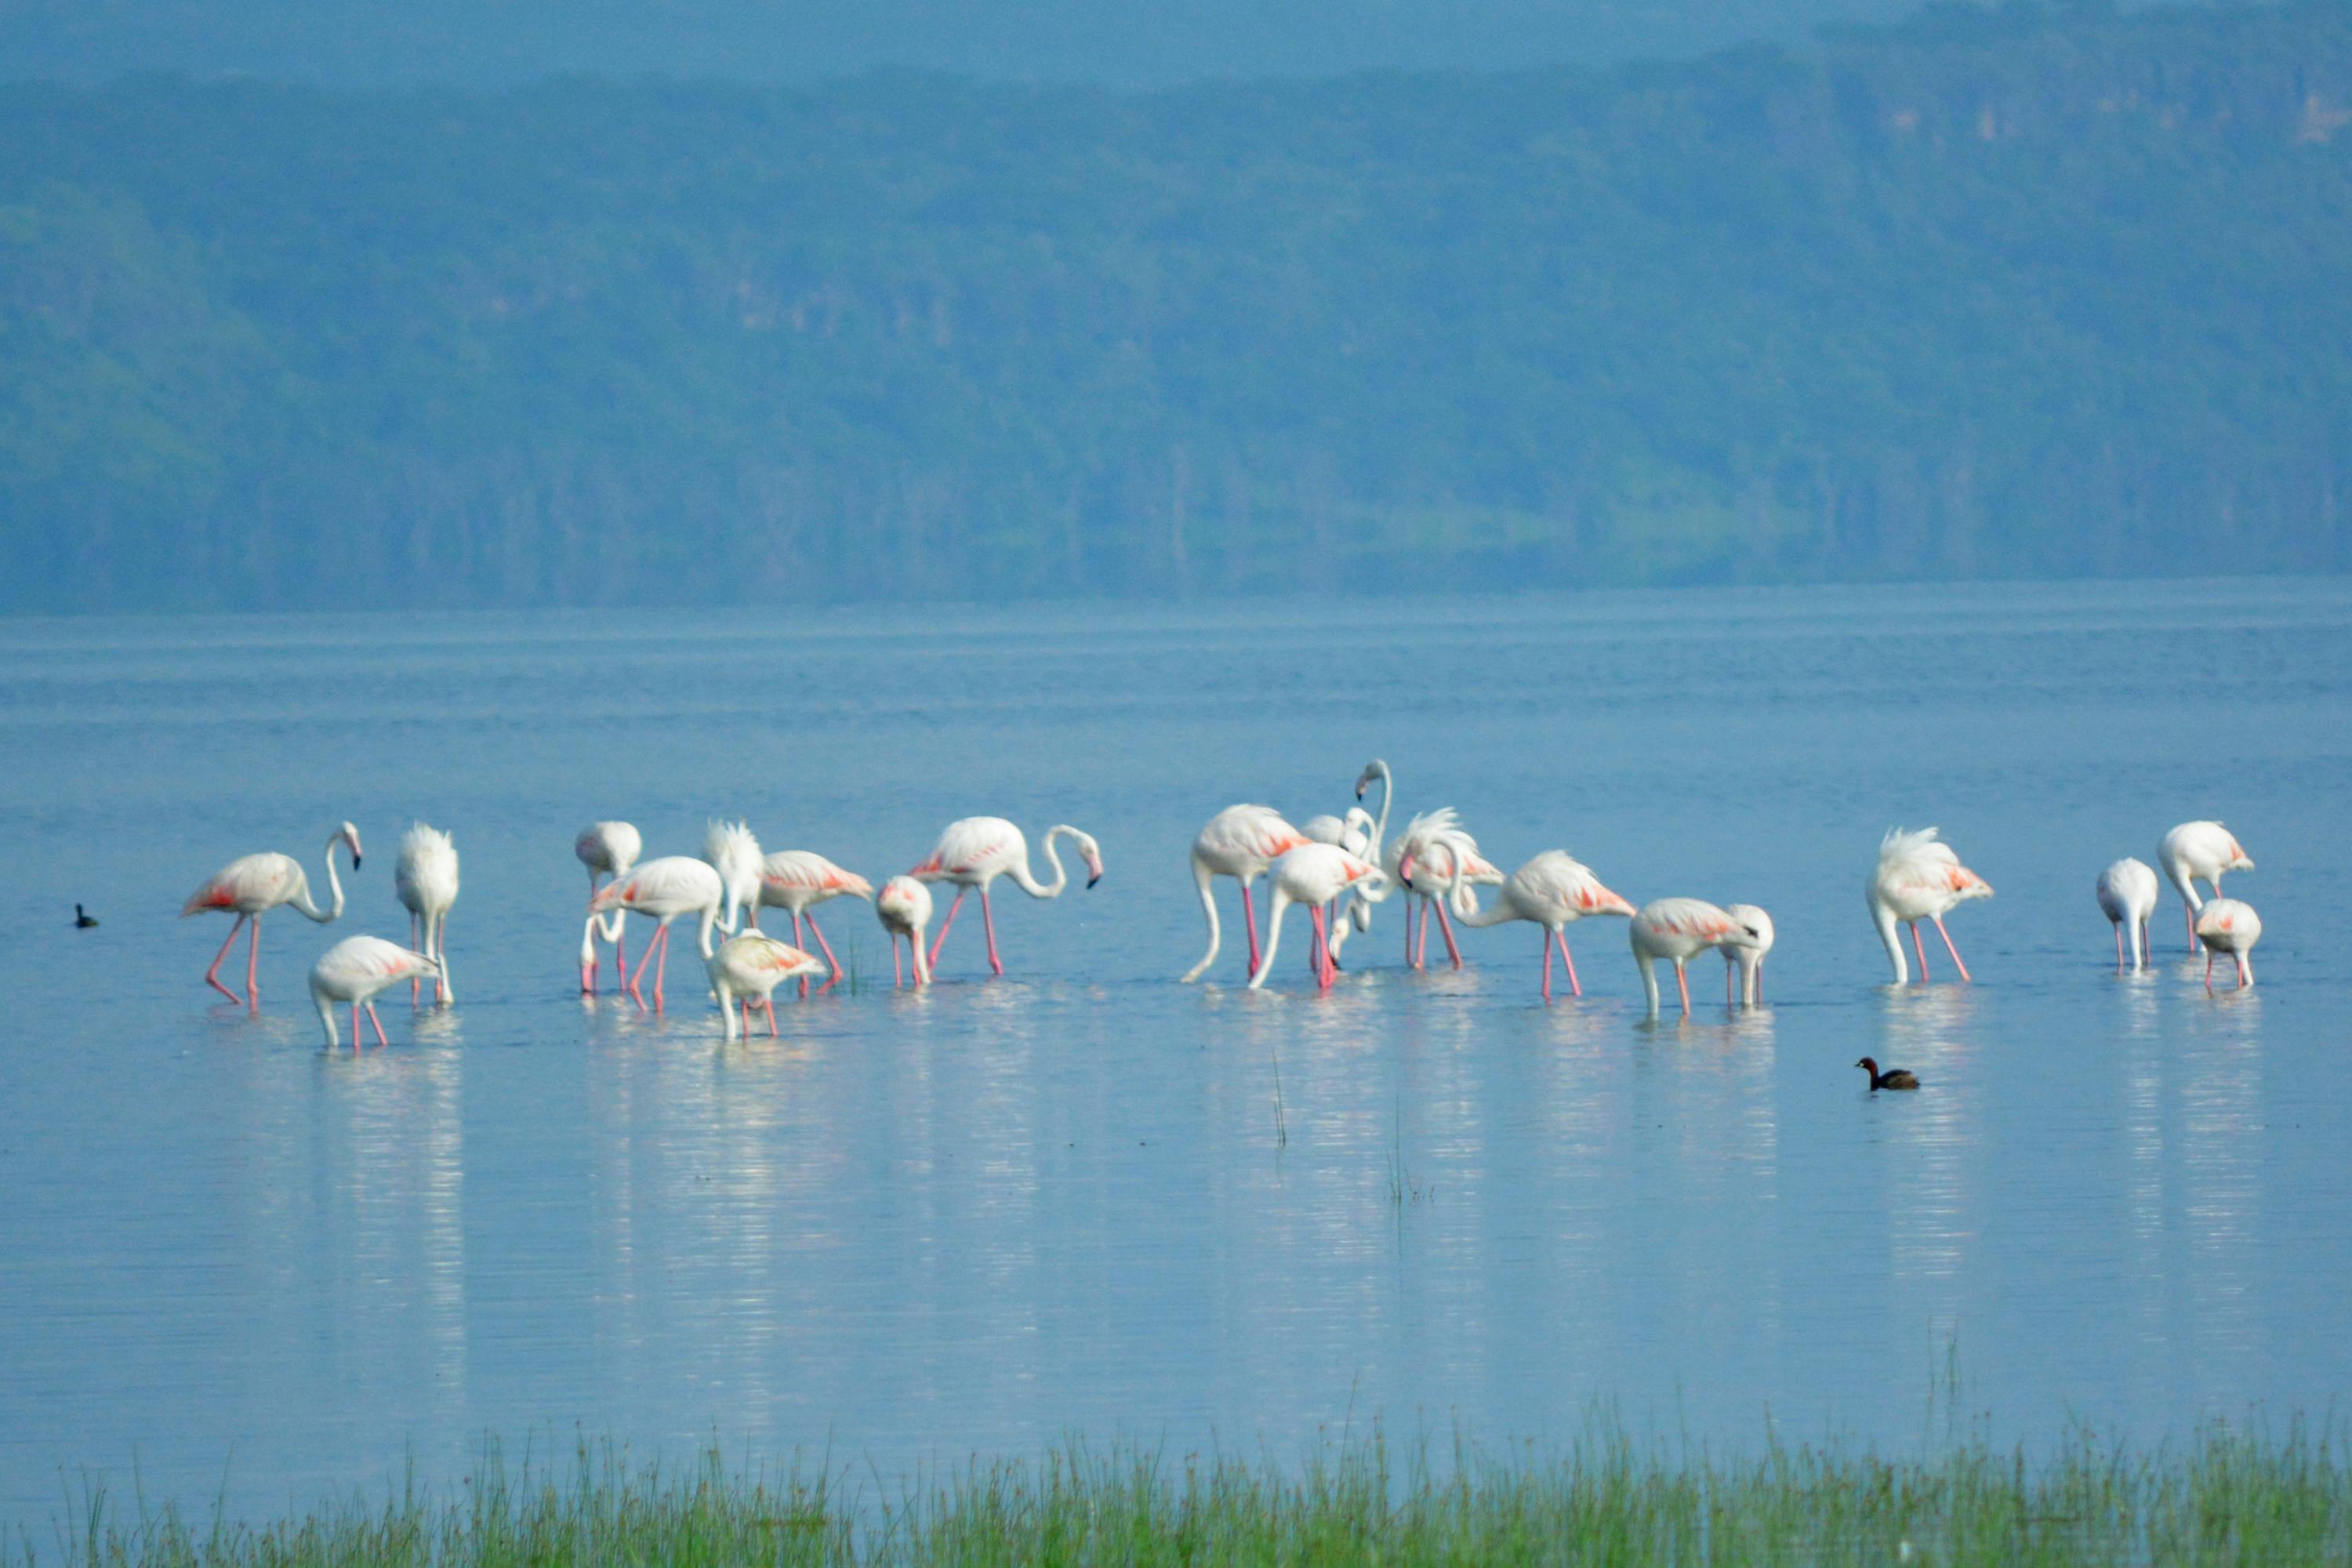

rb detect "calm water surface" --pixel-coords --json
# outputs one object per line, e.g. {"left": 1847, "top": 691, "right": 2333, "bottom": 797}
{"left": 2, "top": 579, "right": 2348, "bottom": 1526}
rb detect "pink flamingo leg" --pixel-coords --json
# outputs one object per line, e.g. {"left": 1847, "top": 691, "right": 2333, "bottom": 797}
{"left": 366, "top": 1003, "right": 388, "bottom": 1048}
{"left": 804, "top": 913, "right": 844, "bottom": 993}
{"left": 792, "top": 912, "right": 811, "bottom": 997}
{"left": 204, "top": 914, "right": 249, "bottom": 1001}
{"left": 1434, "top": 900, "right": 1464, "bottom": 969}
{"left": 2205, "top": 951, "right": 2215, "bottom": 991}
{"left": 1541, "top": 928, "right": 1554, "bottom": 1002}
{"left": 1405, "top": 898, "right": 1416, "bottom": 967}
{"left": 1675, "top": 960, "right": 1692, "bottom": 1016}
{"left": 410, "top": 913, "right": 423, "bottom": 1004}
{"left": 350, "top": 1001, "right": 361, "bottom": 1050}
{"left": 1240, "top": 883, "right": 1262, "bottom": 975}
{"left": 650, "top": 925, "right": 670, "bottom": 1010}
{"left": 1932, "top": 916, "right": 1973, "bottom": 982}
{"left": 1413, "top": 900, "right": 1429, "bottom": 968}
{"left": 615, "top": 920, "right": 628, "bottom": 986}
{"left": 1909, "top": 921, "right": 1931, "bottom": 982}
{"left": 929, "top": 889, "right": 967, "bottom": 968}
{"left": 892, "top": 937, "right": 905, "bottom": 989}
{"left": 1555, "top": 929, "right": 1582, "bottom": 997}
{"left": 765, "top": 998, "right": 779, "bottom": 1036}
{"left": 245, "top": 917, "right": 263, "bottom": 1008}
{"left": 2114, "top": 923, "right": 2125, "bottom": 973}
{"left": 623, "top": 923, "right": 650, "bottom": 1007}
{"left": 981, "top": 887, "right": 1004, "bottom": 978}
{"left": 2186, "top": 902, "right": 2198, "bottom": 951}
{"left": 741, "top": 999, "right": 753, "bottom": 1036}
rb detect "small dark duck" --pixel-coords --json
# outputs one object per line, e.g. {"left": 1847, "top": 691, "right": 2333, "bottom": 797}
{"left": 1857, "top": 1056, "right": 1918, "bottom": 1091}
{"left": 74, "top": 904, "right": 99, "bottom": 928}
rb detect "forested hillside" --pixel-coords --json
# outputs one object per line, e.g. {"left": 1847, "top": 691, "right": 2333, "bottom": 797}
{"left": 3, "top": 2, "right": 2349, "bottom": 612}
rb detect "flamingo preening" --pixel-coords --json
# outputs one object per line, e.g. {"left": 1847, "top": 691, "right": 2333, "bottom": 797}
{"left": 1181, "top": 804, "right": 1312, "bottom": 982}
{"left": 2194, "top": 898, "right": 2263, "bottom": 991}
{"left": 1388, "top": 808, "right": 1501, "bottom": 970}
{"left": 309, "top": 935, "right": 437, "bottom": 1050}
{"left": 588, "top": 856, "right": 728, "bottom": 1010}
{"left": 1867, "top": 827, "right": 1993, "bottom": 985}
{"left": 575, "top": 821, "right": 642, "bottom": 993}
{"left": 1722, "top": 903, "right": 1774, "bottom": 1006}
{"left": 758, "top": 851, "right": 873, "bottom": 993}
{"left": 1631, "top": 898, "right": 1766, "bottom": 1018}
{"left": 1418, "top": 849, "right": 1634, "bottom": 1000}
{"left": 2158, "top": 821, "right": 2253, "bottom": 952}
{"left": 183, "top": 822, "right": 363, "bottom": 1007}
{"left": 877, "top": 875, "right": 934, "bottom": 987}
{"left": 912, "top": 817, "right": 1103, "bottom": 978}
{"left": 708, "top": 931, "right": 826, "bottom": 1038}
{"left": 394, "top": 823, "right": 459, "bottom": 1004}
{"left": 705, "top": 819, "right": 765, "bottom": 935}
{"left": 2096, "top": 857, "right": 2159, "bottom": 973}
{"left": 1247, "top": 844, "right": 1385, "bottom": 991}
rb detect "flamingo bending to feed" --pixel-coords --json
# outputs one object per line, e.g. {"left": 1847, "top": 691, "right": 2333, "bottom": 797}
{"left": 2159, "top": 822, "right": 2253, "bottom": 951}
{"left": 708, "top": 932, "right": 826, "bottom": 1038}
{"left": 394, "top": 823, "right": 459, "bottom": 1004}
{"left": 588, "top": 856, "right": 728, "bottom": 1010}
{"left": 1247, "top": 844, "right": 1385, "bottom": 991}
{"left": 1722, "top": 903, "right": 1775, "bottom": 1006}
{"left": 1631, "top": 898, "right": 1766, "bottom": 1018}
{"left": 1388, "top": 808, "right": 1502, "bottom": 970}
{"left": 2194, "top": 898, "right": 2262, "bottom": 991}
{"left": 1418, "top": 848, "right": 1634, "bottom": 1000}
{"left": 1302, "top": 805, "right": 1383, "bottom": 967}
{"left": 310, "top": 935, "right": 437, "bottom": 1050}
{"left": 1181, "top": 804, "right": 1311, "bottom": 982}
{"left": 705, "top": 820, "right": 765, "bottom": 935}
{"left": 183, "top": 822, "right": 363, "bottom": 1007}
{"left": 575, "top": 821, "right": 642, "bottom": 993}
{"left": 1867, "top": 828, "right": 1993, "bottom": 985}
{"left": 759, "top": 851, "right": 873, "bottom": 993}
{"left": 877, "top": 875, "right": 934, "bottom": 987}
{"left": 2096, "top": 858, "right": 2159, "bottom": 973}
{"left": 912, "top": 817, "right": 1103, "bottom": 978}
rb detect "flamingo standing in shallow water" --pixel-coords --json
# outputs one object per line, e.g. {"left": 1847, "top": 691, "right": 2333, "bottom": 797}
{"left": 705, "top": 820, "right": 766, "bottom": 935}
{"left": 1631, "top": 898, "right": 1766, "bottom": 1018}
{"left": 1420, "top": 849, "right": 1634, "bottom": 1000}
{"left": 877, "top": 875, "right": 934, "bottom": 987}
{"left": 708, "top": 931, "right": 826, "bottom": 1038}
{"left": 1867, "top": 828, "right": 1993, "bottom": 985}
{"left": 589, "top": 856, "right": 728, "bottom": 1010}
{"left": 2159, "top": 821, "right": 2253, "bottom": 952}
{"left": 2194, "top": 898, "right": 2263, "bottom": 991}
{"left": 1181, "top": 804, "right": 1311, "bottom": 982}
{"left": 2096, "top": 857, "right": 2159, "bottom": 973}
{"left": 911, "top": 817, "right": 1103, "bottom": 978}
{"left": 394, "top": 823, "right": 459, "bottom": 1004}
{"left": 1388, "top": 808, "right": 1501, "bottom": 970}
{"left": 759, "top": 851, "right": 873, "bottom": 993}
{"left": 575, "top": 821, "right": 642, "bottom": 993}
{"left": 1722, "top": 903, "right": 1774, "bottom": 1006}
{"left": 1301, "top": 805, "right": 1381, "bottom": 968}
{"left": 310, "top": 935, "right": 437, "bottom": 1050}
{"left": 1247, "top": 844, "right": 1385, "bottom": 991}
{"left": 183, "top": 822, "right": 363, "bottom": 1007}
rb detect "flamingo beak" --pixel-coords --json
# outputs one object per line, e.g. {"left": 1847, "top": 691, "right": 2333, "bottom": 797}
{"left": 1398, "top": 855, "right": 1417, "bottom": 889}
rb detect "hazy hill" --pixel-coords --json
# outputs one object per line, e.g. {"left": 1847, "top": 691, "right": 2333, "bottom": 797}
{"left": 2, "top": 2, "right": 2348, "bottom": 612}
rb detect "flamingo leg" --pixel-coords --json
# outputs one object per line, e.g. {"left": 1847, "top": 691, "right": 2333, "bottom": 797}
{"left": 1932, "top": 916, "right": 1973, "bottom": 982}
{"left": 2114, "top": 922, "right": 2125, "bottom": 973}
{"left": 929, "top": 889, "right": 966, "bottom": 968}
{"left": 981, "top": 887, "right": 1004, "bottom": 978}
{"left": 1541, "top": 927, "right": 1554, "bottom": 1002}
{"left": 615, "top": 918, "right": 628, "bottom": 987}
{"left": 366, "top": 1003, "right": 388, "bottom": 1048}
{"left": 432, "top": 913, "right": 448, "bottom": 1004}
{"left": 1434, "top": 900, "right": 1463, "bottom": 969}
{"left": 410, "top": 913, "right": 422, "bottom": 1004}
{"left": 805, "top": 913, "right": 844, "bottom": 993}
{"left": 765, "top": 997, "right": 779, "bottom": 1036}
{"left": 1413, "top": 899, "right": 1430, "bottom": 968}
{"left": 1675, "top": 959, "right": 1692, "bottom": 1017}
{"left": 1308, "top": 906, "right": 1329, "bottom": 990}
{"left": 2205, "top": 950, "right": 2215, "bottom": 991}
{"left": 350, "top": 1001, "right": 361, "bottom": 1051}
{"left": 1555, "top": 929, "right": 1582, "bottom": 997}
{"left": 651, "top": 925, "right": 670, "bottom": 1010}
{"left": 204, "top": 915, "right": 249, "bottom": 1001}
{"left": 2186, "top": 902, "right": 2198, "bottom": 952}
{"left": 793, "top": 912, "right": 811, "bottom": 997}
{"left": 1405, "top": 897, "right": 1416, "bottom": 967}
{"left": 624, "top": 920, "right": 650, "bottom": 1007}
{"left": 1241, "top": 883, "right": 1262, "bottom": 976}
{"left": 246, "top": 916, "right": 263, "bottom": 1008}
{"left": 1910, "top": 921, "right": 1931, "bottom": 982}
{"left": 1754, "top": 958, "right": 1763, "bottom": 1004}
{"left": 892, "top": 936, "right": 905, "bottom": 989}
{"left": 741, "top": 998, "right": 753, "bottom": 1036}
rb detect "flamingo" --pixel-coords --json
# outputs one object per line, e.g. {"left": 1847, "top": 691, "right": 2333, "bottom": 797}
{"left": 2096, "top": 857, "right": 2159, "bottom": 973}
{"left": 575, "top": 821, "right": 643, "bottom": 993}
{"left": 1247, "top": 844, "right": 1385, "bottom": 991}
{"left": 182, "top": 822, "right": 363, "bottom": 1007}
{"left": 911, "top": 817, "right": 1103, "bottom": 978}
{"left": 394, "top": 823, "right": 459, "bottom": 1005}
{"left": 310, "top": 935, "right": 437, "bottom": 1050}
{"left": 1631, "top": 898, "right": 1766, "bottom": 1018}
{"left": 588, "top": 856, "right": 728, "bottom": 1010}
{"left": 708, "top": 931, "right": 826, "bottom": 1038}
{"left": 705, "top": 819, "right": 765, "bottom": 935}
{"left": 1301, "top": 804, "right": 1382, "bottom": 968}
{"left": 1389, "top": 809, "right": 1502, "bottom": 970}
{"left": 877, "top": 875, "right": 934, "bottom": 987}
{"left": 1417, "top": 848, "right": 1634, "bottom": 1000}
{"left": 1722, "top": 903, "right": 1775, "bottom": 1006}
{"left": 2159, "top": 821, "right": 2254, "bottom": 951}
{"left": 1181, "top": 804, "right": 1312, "bottom": 982}
{"left": 757, "top": 851, "right": 873, "bottom": 994}
{"left": 2194, "top": 898, "right": 2263, "bottom": 991}
{"left": 1867, "top": 827, "right": 1993, "bottom": 985}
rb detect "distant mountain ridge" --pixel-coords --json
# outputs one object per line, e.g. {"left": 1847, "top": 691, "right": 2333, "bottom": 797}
{"left": 2, "top": 1, "right": 2347, "bottom": 612}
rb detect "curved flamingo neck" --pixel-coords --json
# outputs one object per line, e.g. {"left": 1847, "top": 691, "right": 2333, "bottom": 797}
{"left": 1367, "top": 761, "right": 1393, "bottom": 851}
{"left": 295, "top": 832, "right": 349, "bottom": 922}
{"left": 1006, "top": 828, "right": 1071, "bottom": 898}
{"left": 1870, "top": 898, "right": 1907, "bottom": 983}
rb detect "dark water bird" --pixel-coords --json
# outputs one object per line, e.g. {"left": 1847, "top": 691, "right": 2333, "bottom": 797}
{"left": 1857, "top": 1056, "right": 1919, "bottom": 1091}
{"left": 74, "top": 904, "right": 98, "bottom": 928}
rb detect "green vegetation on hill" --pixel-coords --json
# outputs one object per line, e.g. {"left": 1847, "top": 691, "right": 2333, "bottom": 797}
{"left": 3, "top": 2, "right": 2350, "bottom": 611}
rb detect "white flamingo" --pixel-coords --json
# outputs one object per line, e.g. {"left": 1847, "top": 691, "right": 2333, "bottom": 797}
{"left": 588, "top": 856, "right": 728, "bottom": 1010}
{"left": 394, "top": 823, "right": 459, "bottom": 1004}
{"left": 1247, "top": 844, "right": 1386, "bottom": 991}
{"left": 1867, "top": 827, "right": 1993, "bottom": 985}
{"left": 2159, "top": 821, "right": 2253, "bottom": 951}
{"left": 1183, "top": 804, "right": 1312, "bottom": 982}
{"left": 2194, "top": 898, "right": 2263, "bottom": 991}
{"left": 704, "top": 820, "right": 765, "bottom": 935}
{"left": 877, "top": 875, "right": 934, "bottom": 987}
{"left": 310, "top": 935, "right": 437, "bottom": 1049}
{"left": 1301, "top": 804, "right": 1383, "bottom": 968}
{"left": 182, "top": 822, "right": 363, "bottom": 1007}
{"left": 758, "top": 851, "right": 873, "bottom": 993}
{"left": 1388, "top": 808, "right": 1502, "bottom": 970}
{"left": 708, "top": 931, "right": 826, "bottom": 1038}
{"left": 910, "top": 817, "right": 1103, "bottom": 978}
{"left": 575, "top": 821, "right": 642, "bottom": 993}
{"left": 2096, "top": 857, "right": 2159, "bottom": 973}
{"left": 1425, "top": 848, "right": 1635, "bottom": 1000}
{"left": 1721, "top": 903, "right": 1775, "bottom": 1006}
{"left": 1631, "top": 898, "right": 1766, "bottom": 1018}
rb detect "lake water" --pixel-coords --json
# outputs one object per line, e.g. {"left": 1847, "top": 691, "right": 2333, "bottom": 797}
{"left": 2, "top": 579, "right": 2348, "bottom": 1530}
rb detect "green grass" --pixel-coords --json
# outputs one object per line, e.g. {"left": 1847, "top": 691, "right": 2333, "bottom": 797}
{"left": 18, "top": 1417, "right": 2350, "bottom": 1567}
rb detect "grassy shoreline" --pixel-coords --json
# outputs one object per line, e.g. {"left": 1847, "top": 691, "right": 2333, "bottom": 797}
{"left": 16, "top": 1418, "right": 2350, "bottom": 1566}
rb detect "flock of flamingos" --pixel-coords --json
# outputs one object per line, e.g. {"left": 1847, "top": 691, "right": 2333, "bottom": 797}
{"left": 171, "top": 758, "right": 2267, "bottom": 1064}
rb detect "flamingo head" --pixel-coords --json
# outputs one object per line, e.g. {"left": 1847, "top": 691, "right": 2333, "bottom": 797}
{"left": 1353, "top": 760, "right": 1385, "bottom": 800}
{"left": 1073, "top": 830, "right": 1105, "bottom": 889}
{"left": 339, "top": 821, "right": 364, "bottom": 869}
{"left": 588, "top": 878, "right": 627, "bottom": 914}
{"left": 1396, "top": 851, "right": 1417, "bottom": 889}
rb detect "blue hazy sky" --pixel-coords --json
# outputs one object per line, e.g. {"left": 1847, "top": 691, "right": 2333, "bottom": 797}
{"left": 2, "top": 0, "right": 1977, "bottom": 85}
